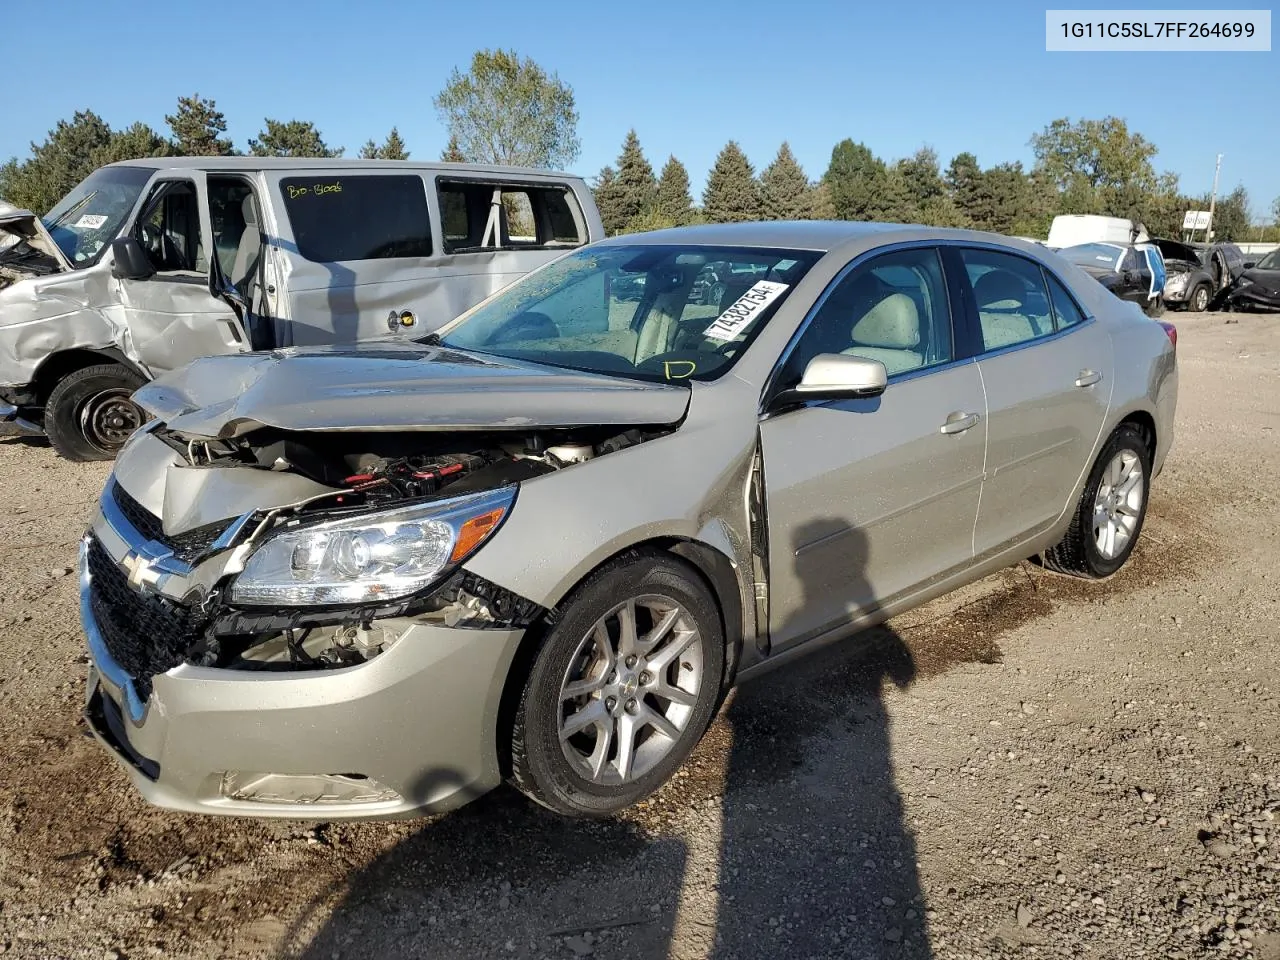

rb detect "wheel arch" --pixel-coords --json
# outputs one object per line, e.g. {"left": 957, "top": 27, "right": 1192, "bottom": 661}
{"left": 31, "top": 348, "right": 150, "bottom": 405}
{"left": 492, "top": 533, "right": 746, "bottom": 779}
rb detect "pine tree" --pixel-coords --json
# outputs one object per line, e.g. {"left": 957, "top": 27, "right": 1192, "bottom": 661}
{"left": 248, "top": 119, "right": 341, "bottom": 158}
{"left": 655, "top": 156, "right": 694, "bottom": 225}
{"left": 822, "top": 139, "right": 890, "bottom": 222}
{"left": 440, "top": 134, "right": 467, "bottom": 162}
{"left": 759, "top": 143, "right": 810, "bottom": 220}
{"left": 614, "top": 130, "right": 657, "bottom": 227}
{"left": 359, "top": 128, "right": 410, "bottom": 160}
{"left": 592, "top": 165, "right": 628, "bottom": 236}
{"left": 702, "top": 142, "right": 760, "bottom": 223}
{"left": 358, "top": 139, "right": 381, "bottom": 160}
{"left": 92, "top": 123, "right": 173, "bottom": 167}
{"left": 166, "top": 94, "right": 234, "bottom": 156}
{"left": 0, "top": 111, "right": 113, "bottom": 213}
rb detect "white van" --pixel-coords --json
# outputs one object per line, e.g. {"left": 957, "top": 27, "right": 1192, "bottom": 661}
{"left": 1047, "top": 214, "right": 1148, "bottom": 249}
{"left": 0, "top": 158, "right": 603, "bottom": 460}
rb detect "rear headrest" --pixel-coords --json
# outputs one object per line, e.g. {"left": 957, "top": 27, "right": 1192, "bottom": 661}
{"left": 851, "top": 293, "right": 919, "bottom": 349}
{"left": 241, "top": 194, "right": 259, "bottom": 228}
{"left": 973, "top": 270, "right": 1025, "bottom": 309}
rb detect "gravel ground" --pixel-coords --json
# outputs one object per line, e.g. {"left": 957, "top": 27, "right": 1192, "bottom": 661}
{"left": 0, "top": 310, "right": 1277, "bottom": 960}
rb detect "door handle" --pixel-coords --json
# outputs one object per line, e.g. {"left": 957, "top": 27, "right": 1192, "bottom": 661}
{"left": 1075, "top": 369, "right": 1103, "bottom": 387}
{"left": 939, "top": 411, "right": 981, "bottom": 435}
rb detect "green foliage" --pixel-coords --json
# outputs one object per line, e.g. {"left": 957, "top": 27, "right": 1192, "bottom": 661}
{"left": 702, "top": 142, "right": 760, "bottom": 223}
{"left": 248, "top": 119, "right": 342, "bottom": 158}
{"left": 92, "top": 123, "right": 174, "bottom": 167}
{"left": 166, "top": 94, "right": 234, "bottom": 156}
{"left": 613, "top": 130, "right": 657, "bottom": 228}
{"left": 359, "top": 128, "right": 410, "bottom": 160}
{"left": 822, "top": 139, "right": 892, "bottom": 221}
{"left": 620, "top": 208, "right": 678, "bottom": 235}
{"left": 433, "top": 49, "right": 579, "bottom": 169}
{"left": 806, "top": 180, "right": 837, "bottom": 220}
{"left": 440, "top": 134, "right": 467, "bottom": 162}
{"left": 1204, "top": 185, "right": 1250, "bottom": 241}
{"left": 655, "top": 156, "right": 694, "bottom": 226}
{"left": 0, "top": 110, "right": 114, "bottom": 213}
{"left": 592, "top": 165, "right": 627, "bottom": 236}
{"left": 759, "top": 143, "right": 810, "bottom": 220}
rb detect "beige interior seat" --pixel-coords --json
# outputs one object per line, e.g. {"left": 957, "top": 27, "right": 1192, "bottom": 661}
{"left": 231, "top": 194, "right": 263, "bottom": 307}
{"left": 972, "top": 270, "right": 1051, "bottom": 348}
{"left": 841, "top": 292, "right": 923, "bottom": 375}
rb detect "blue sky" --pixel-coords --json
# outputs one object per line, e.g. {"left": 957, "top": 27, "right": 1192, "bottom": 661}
{"left": 5, "top": 0, "right": 1277, "bottom": 220}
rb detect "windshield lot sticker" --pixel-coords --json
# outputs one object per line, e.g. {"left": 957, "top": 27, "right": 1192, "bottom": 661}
{"left": 703, "top": 281, "right": 789, "bottom": 342}
{"left": 73, "top": 214, "right": 108, "bottom": 230}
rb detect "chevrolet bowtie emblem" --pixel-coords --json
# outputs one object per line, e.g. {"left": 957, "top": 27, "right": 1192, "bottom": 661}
{"left": 122, "top": 551, "right": 162, "bottom": 590}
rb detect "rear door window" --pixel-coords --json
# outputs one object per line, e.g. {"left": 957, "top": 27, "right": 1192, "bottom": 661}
{"left": 279, "top": 174, "right": 432, "bottom": 262}
{"left": 437, "top": 180, "right": 584, "bottom": 253}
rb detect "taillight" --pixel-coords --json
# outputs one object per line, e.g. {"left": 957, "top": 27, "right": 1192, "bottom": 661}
{"left": 1157, "top": 321, "right": 1177, "bottom": 350}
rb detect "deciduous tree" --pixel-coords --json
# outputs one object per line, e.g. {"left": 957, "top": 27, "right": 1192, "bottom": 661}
{"left": 434, "top": 49, "right": 579, "bottom": 169}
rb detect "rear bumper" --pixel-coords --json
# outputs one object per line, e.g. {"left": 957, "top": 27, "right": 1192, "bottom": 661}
{"left": 80, "top": 539, "right": 527, "bottom": 820}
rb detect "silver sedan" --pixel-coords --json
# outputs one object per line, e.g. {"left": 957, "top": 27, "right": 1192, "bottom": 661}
{"left": 81, "top": 222, "right": 1178, "bottom": 819}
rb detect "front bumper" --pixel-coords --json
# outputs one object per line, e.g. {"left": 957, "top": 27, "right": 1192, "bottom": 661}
{"left": 79, "top": 518, "right": 527, "bottom": 820}
{"left": 0, "top": 401, "right": 43, "bottom": 437}
{"left": 1227, "top": 286, "right": 1280, "bottom": 311}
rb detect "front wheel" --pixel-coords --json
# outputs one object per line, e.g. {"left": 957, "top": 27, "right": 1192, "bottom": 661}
{"left": 509, "top": 553, "right": 725, "bottom": 817}
{"left": 1190, "top": 284, "right": 1211, "bottom": 313}
{"left": 1042, "top": 423, "right": 1152, "bottom": 578}
{"left": 44, "top": 364, "right": 148, "bottom": 462}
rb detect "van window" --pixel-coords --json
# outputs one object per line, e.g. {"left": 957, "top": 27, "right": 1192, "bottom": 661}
{"left": 437, "top": 180, "right": 584, "bottom": 254}
{"left": 135, "top": 180, "right": 206, "bottom": 274}
{"left": 279, "top": 175, "right": 432, "bottom": 262}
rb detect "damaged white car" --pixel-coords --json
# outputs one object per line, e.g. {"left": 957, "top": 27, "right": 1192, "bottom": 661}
{"left": 0, "top": 159, "right": 602, "bottom": 461}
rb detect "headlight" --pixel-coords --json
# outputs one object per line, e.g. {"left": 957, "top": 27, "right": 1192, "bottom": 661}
{"left": 1164, "top": 273, "right": 1189, "bottom": 293}
{"left": 229, "top": 487, "right": 514, "bottom": 606}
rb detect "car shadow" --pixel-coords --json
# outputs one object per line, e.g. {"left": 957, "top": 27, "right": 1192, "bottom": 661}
{"left": 289, "top": 519, "right": 931, "bottom": 959}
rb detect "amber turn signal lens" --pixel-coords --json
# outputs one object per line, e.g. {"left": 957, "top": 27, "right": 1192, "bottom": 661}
{"left": 450, "top": 508, "right": 506, "bottom": 563}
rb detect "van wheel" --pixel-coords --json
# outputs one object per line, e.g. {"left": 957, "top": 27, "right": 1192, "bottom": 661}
{"left": 45, "top": 364, "right": 148, "bottom": 462}
{"left": 1042, "top": 423, "right": 1152, "bottom": 579}
{"left": 509, "top": 552, "right": 724, "bottom": 817}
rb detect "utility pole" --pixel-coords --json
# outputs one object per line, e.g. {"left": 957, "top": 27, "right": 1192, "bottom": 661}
{"left": 1205, "top": 153, "right": 1223, "bottom": 241}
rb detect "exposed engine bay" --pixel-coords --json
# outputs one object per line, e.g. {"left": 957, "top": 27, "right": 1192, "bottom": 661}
{"left": 124, "top": 422, "right": 668, "bottom": 677}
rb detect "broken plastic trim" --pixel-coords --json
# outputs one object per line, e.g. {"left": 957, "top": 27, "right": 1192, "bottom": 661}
{"left": 211, "top": 569, "right": 546, "bottom": 638}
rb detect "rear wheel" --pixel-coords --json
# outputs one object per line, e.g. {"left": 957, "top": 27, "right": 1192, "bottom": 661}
{"left": 44, "top": 364, "right": 148, "bottom": 462}
{"left": 1042, "top": 423, "right": 1151, "bottom": 579}
{"left": 509, "top": 553, "right": 725, "bottom": 817}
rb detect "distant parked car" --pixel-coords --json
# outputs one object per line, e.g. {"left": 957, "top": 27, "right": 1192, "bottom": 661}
{"left": 1058, "top": 242, "right": 1166, "bottom": 316}
{"left": 1153, "top": 239, "right": 1219, "bottom": 312}
{"left": 81, "top": 222, "right": 1178, "bottom": 820}
{"left": 1226, "top": 247, "right": 1280, "bottom": 312}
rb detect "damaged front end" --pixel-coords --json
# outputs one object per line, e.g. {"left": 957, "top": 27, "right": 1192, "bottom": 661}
{"left": 87, "top": 417, "right": 669, "bottom": 704}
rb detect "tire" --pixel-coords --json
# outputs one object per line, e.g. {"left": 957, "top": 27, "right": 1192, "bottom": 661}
{"left": 44, "top": 364, "right": 148, "bottom": 462}
{"left": 1143, "top": 296, "right": 1166, "bottom": 318}
{"left": 1190, "top": 284, "right": 1211, "bottom": 313}
{"left": 1042, "top": 423, "right": 1152, "bottom": 579}
{"left": 509, "top": 552, "right": 725, "bottom": 817}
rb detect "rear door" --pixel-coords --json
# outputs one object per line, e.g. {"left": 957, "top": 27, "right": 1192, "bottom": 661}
{"left": 760, "top": 246, "right": 987, "bottom": 652}
{"left": 114, "top": 171, "right": 250, "bottom": 375}
{"left": 958, "top": 247, "right": 1113, "bottom": 558}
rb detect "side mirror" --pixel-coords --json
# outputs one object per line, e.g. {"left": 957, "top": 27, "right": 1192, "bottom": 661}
{"left": 771, "top": 353, "right": 888, "bottom": 409}
{"left": 1243, "top": 261, "right": 1256, "bottom": 270}
{"left": 110, "top": 237, "right": 155, "bottom": 281}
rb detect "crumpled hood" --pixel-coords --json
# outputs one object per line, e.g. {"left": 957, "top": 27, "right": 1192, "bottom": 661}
{"left": 134, "top": 341, "right": 691, "bottom": 438}
{"left": 0, "top": 203, "right": 72, "bottom": 271}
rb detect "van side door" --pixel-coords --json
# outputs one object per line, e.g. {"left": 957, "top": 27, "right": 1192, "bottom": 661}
{"left": 113, "top": 171, "right": 250, "bottom": 375}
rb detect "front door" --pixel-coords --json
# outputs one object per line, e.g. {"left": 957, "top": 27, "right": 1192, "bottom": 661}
{"left": 759, "top": 246, "right": 987, "bottom": 653}
{"left": 115, "top": 173, "right": 249, "bottom": 376}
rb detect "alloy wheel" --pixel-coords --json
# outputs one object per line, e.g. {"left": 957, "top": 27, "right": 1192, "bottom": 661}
{"left": 1092, "top": 449, "right": 1145, "bottom": 560}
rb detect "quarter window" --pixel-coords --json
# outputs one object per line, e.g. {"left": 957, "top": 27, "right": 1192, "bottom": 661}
{"left": 959, "top": 249, "right": 1055, "bottom": 351}
{"left": 1045, "top": 273, "right": 1086, "bottom": 329}
{"left": 786, "top": 247, "right": 952, "bottom": 380}
{"left": 437, "top": 180, "right": 584, "bottom": 253}
{"left": 279, "top": 175, "right": 432, "bottom": 262}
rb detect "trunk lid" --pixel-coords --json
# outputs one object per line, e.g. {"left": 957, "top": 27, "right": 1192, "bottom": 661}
{"left": 135, "top": 341, "right": 692, "bottom": 439}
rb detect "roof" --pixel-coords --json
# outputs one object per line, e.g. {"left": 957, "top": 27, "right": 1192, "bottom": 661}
{"left": 105, "top": 157, "right": 580, "bottom": 179}
{"left": 594, "top": 220, "right": 1054, "bottom": 255}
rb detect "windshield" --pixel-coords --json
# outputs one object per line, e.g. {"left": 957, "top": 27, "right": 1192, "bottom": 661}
{"left": 40, "top": 165, "right": 156, "bottom": 266}
{"left": 1255, "top": 249, "right": 1280, "bottom": 271}
{"left": 438, "top": 244, "right": 821, "bottom": 382}
{"left": 1060, "top": 243, "right": 1123, "bottom": 271}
